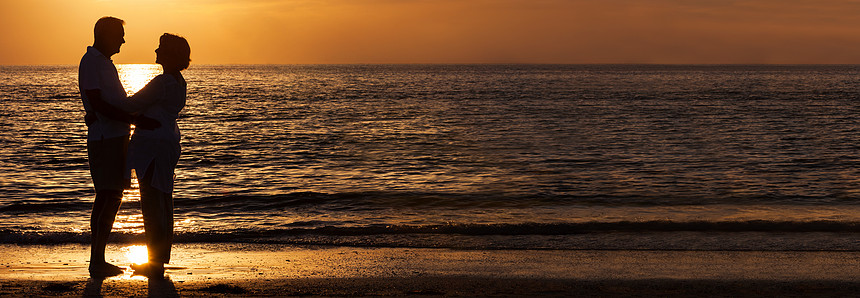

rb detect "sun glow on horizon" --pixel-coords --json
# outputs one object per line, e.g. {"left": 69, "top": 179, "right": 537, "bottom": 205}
{"left": 6, "top": 0, "right": 860, "bottom": 64}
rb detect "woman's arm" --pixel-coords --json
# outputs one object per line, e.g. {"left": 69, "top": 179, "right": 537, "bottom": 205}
{"left": 117, "top": 76, "right": 166, "bottom": 113}
{"left": 85, "top": 89, "right": 161, "bottom": 129}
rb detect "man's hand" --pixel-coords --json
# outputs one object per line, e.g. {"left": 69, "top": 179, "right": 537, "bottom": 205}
{"left": 84, "top": 113, "right": 98, "bottom": 126}
{"left": 134, "top": 115, "right": 161, "bottom": 130}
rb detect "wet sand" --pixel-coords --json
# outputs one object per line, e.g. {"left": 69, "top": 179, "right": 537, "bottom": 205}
{"left": 1, "top": 244, "right": 858, "bottom": 296}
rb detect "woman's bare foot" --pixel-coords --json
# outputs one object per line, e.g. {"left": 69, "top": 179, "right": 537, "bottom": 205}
{"left": 88, "top": 261, "right": 124, "bottom": 277}
{"left": 130, "top": 262, "right": 165, "bottom": 278}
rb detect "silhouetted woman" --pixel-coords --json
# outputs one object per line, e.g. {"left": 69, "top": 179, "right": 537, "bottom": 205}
{"left": 116, "top": 33, "right": 190, "bottom": 277}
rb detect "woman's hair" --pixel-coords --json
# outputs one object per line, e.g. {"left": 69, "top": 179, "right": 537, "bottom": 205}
{"left": 160, "top": 33, "right": 191, "bottom": 70}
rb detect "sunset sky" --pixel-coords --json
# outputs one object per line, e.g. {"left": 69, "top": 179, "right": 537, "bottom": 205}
{"left": 3, "top": 0, "right": 860, "bottom": 65}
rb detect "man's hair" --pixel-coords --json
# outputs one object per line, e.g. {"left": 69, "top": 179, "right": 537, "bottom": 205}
{"left": 94, "top": 16, "right": 125, "bottom": 41}
{"left": 161, "top": 33, "right": 192, "bottom": 70}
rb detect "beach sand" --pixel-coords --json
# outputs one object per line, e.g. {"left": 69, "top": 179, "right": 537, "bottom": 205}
{"left": 1, "top": 243, "right": 858, "bottom": 296}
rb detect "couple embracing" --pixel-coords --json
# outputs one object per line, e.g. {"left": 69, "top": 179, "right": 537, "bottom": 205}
{"left": 79, "top": 16, "right": 190, "bottom": 278}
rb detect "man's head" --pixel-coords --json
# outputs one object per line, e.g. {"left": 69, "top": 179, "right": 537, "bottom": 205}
{"left": 93, "top": 16, "right": 125, "bottom": 57}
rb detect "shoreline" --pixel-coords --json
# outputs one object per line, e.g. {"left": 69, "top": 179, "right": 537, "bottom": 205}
{"left": 2, "top": 243, "right": 859, "bottom": 296}
{"left": 4, "top": 277, "right": 860, "bottom": 297}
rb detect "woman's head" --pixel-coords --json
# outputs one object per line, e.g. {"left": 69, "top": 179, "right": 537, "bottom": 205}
{"left": 155, "top": 33, "right": 191, "bottom": 71}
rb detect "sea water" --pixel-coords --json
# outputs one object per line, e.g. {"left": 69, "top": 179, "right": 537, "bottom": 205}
{"left": 0, "top": 64, "right": 858, "bottom": 250}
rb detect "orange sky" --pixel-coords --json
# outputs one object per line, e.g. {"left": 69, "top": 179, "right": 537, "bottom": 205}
{"left": 3, "top": 0, "right": 860, "bottom": 64}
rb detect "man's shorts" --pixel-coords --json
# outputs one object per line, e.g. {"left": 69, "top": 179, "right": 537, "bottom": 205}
{"left": 87, "top": 136, "right": 131, "bottom": 192}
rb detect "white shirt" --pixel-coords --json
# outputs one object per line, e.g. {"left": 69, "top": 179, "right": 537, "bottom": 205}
{"left": 78, "top": 46, "right": 131, "bottom": 141}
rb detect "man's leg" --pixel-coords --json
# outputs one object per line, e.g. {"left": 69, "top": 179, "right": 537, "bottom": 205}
{"left": 87, "top": 137, "right": 129, "bottom": 277}
{"left": 89, "top": 189, "right": 123, "bottom": 274}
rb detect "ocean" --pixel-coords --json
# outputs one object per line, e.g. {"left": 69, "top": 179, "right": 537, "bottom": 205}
{"left": 1, "top": 64, "right": 858, "bottom": 251}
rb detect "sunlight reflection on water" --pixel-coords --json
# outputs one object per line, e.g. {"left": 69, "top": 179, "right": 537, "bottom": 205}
{"left": 117, "top": 64, "right": 161, "bottom": 95}
{"left": 112, "top": 214, "right": 144, "bottom": 234}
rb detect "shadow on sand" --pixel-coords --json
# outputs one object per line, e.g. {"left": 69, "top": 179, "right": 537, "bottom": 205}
{"left": 82, "top": 275, "right": 178, "bottom": 297}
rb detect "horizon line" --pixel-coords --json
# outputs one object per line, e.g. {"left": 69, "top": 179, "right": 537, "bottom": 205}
{"left": 4, "top": 63, "right": 860, "bottom": 67}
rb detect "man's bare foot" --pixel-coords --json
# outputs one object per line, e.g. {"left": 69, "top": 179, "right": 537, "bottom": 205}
{"left": 88, "top": 261, "right": 124, "bottom": 277}
{"left": 130, "top": 262, "right": 165, "bottom": 278}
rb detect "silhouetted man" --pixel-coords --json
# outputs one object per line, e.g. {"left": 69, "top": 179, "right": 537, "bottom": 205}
{"left": 79, "top": 16, "right": 157, "bottom": 277}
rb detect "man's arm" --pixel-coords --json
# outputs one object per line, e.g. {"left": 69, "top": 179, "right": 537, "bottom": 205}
{"left": 85, "top": 89, "right": 161, "bottom": 129}
{"left": 85, "top": 89, "right": 134, "bottom": 123}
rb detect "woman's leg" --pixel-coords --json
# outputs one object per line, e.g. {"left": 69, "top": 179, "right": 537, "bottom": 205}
{"left": 139, "top": 161, "right": 174, "bottom": 265}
